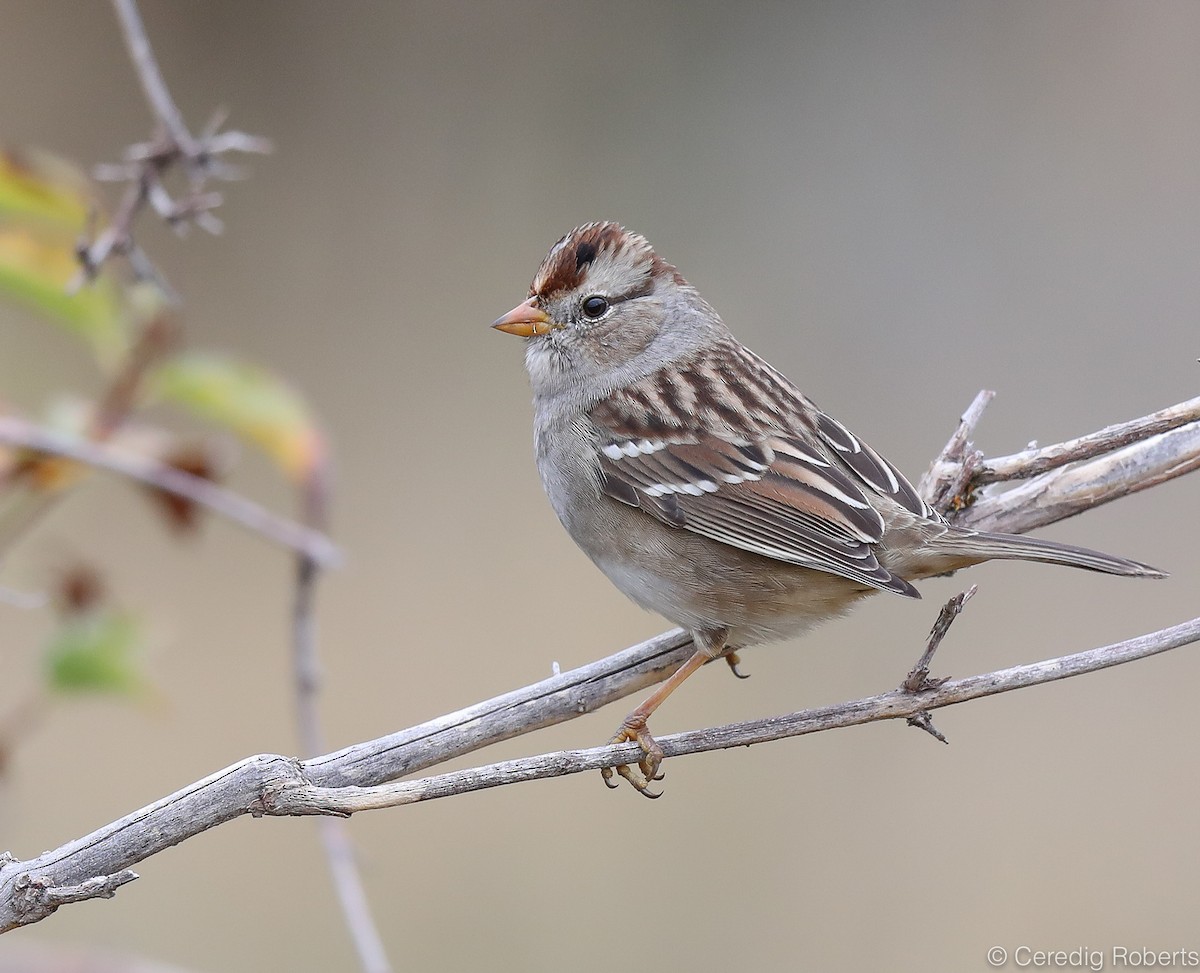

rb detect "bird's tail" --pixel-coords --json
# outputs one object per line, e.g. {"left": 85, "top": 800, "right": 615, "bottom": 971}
{"left": 932, "top": 528, "right": 1165, "bottom": 578}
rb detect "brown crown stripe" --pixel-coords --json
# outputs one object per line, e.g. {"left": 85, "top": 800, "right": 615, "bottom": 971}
{"left": 535, "top": 223, "right": 626, "bottom": 295}
{"left": 532, "top": 222, "right": 681, "bottom": 299}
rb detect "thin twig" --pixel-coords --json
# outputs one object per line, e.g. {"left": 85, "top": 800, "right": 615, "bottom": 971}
{"left": 0, "top": 416, "right": 338, "bottom": 566}
{"left": 8, "top": 869, "right": 138, "bottom": 927}
{"left": 292, "top": 471, "right": 329, "bottom": 757}
{"left": 978, "top": 395, "right": 1200, "bottom": 483}
{"left": 0, "top": 316, "right": 179, "bottom": 555}
{"left": 72, "top": 0, "right": 271, "bottom": 291}
{"left": 110, "top": 0, "right": 193, "bottom": 151}
{"left": 89, "top": 314, "right": 178, "bottom": 439}
{"left": 961, "top": 419, "right": 1200, "bottom": 535}
{"left": 291, "top": 467, "right": 393, "bottom": 973}
{"left": 918, "top": 389, "right": 994, "bottom": 512}
{"left": 903, "top": 586, "right": 977, "bottom": 693}
{"left": 901, "top": 586, "right": 977, "bottom": 743}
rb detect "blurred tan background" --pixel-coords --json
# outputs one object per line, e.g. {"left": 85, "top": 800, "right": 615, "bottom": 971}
{"left": 2, "top": 2, "right": 1198, "bottom": 971}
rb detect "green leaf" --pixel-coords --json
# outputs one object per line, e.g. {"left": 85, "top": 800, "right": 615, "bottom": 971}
{"left": 43, "top": 610, "right": 145, "bottom": 698}
{"left": 150, "top": 352, "right": 324, "bottom": 479}
{"left": 0, "top": 226, "right": 129, "bottom": 362}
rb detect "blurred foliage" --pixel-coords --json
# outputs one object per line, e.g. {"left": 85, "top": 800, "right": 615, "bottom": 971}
{"left": 41, "top": 560, "right": 145, "bottom": 698}
{"left": 0, "top": 148, "right": 129, "bottom": 363}
{"left": 0, "top": 145, "right": 322, "bottom": 717}
{"left": 151, "top": 352, "right": 323, "bottom": 480}
{"left": 43, "top": 609, "right": 145, "bottom": 698}
{"left": 0, "top": 148, "right": 91, "bottom": 226}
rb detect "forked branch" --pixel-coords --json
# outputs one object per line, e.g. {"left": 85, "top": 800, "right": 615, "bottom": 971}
{"left": 71, "top": 0, "right": 272, "bottom": 294}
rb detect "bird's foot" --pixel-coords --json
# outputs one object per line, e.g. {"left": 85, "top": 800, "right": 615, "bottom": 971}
{"left": 724, "top": 650, "right": 751, "bottom": 680}
{"left": 601, "top": 716, "right": 665, "bottom": 798}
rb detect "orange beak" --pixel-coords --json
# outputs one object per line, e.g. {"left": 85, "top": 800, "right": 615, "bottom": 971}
{"left": 492, "top": 297, "right": 554, "bottom": 337}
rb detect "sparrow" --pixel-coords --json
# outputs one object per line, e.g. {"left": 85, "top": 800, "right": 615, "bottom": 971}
{"left": 493, "top": 222, "right": 1162, "bottom": 796}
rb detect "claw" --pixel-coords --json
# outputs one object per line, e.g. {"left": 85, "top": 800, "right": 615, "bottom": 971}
{"left": 725, "top": 651, "right": 751, "bottom": 680}
{"left": 602, "top": 717, "right": 666, "bottom": 797}
{"left": 616, "top": 763, "right": 663, "bottom": 798}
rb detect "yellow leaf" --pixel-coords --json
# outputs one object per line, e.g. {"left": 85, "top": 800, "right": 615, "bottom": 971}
{"left": 0, "top": 147, "right": 92, "bottom": 230}
{"left": 151, "top": 352, "right": 324, "bottom": 480}
{"left": 0, "top": 147, "right": 130, "bottom": 365}
{"left": 0, "top": 226, "right": 128, "bottom": 363}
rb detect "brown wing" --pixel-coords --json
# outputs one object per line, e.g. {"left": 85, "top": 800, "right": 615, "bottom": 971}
{"left": 591, "top": 344, "right": 923, "bottom": 597}
{"left": 812, "top": 410, "right": 941, "bottom": 523}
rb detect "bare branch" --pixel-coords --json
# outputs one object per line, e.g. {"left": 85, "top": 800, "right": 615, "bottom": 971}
{"left": 304, "top": 627, "right": 696, "bottom": 787}
{"left": 918, "top": 392, "right": 1200, "bottom": 535}
{"left": 961, "top": 416, "right": 1200, "bottom": 535}
{"left": 73, "top": 0, "right": 272, "bottom": 290}
{"left": 275, "top": 615, "right": 1200, "bottom": 811}
{"left": 918, "top": 389, "right": 994, "bottom": 511}
{"left": 2, "top": 613, "right": 1196, "bottom": 934}
{"left": 110, "top": 0, "right": 193, "bottom": 151}
{"left": 978, "top": 394, "right": 1200, "bottom": 483}
{"left": 290, "top": 469, "right": 393, "bottom": 973}
{"left": 0, "top": 416, "right": 339, "bottom": 566}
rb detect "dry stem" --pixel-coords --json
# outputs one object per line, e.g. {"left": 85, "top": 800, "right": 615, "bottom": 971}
{"left": 71, "top": 0, "right": 272, "bottom": 294}
{"left": 0, "top": 416, "right": 338, "bottom": 566}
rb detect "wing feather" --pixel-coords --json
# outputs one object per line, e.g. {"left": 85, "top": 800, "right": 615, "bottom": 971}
{"left": 597, "top": 435, "right": 917, "bottom": 596}
{"left": 590, "top": 344, "right": 927, "bottom": 598}
{"left": 815, "top": 412, "right": 939, "bottom": 522}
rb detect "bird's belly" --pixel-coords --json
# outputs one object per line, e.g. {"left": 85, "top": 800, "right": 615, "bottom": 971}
{"left": 591, "top": 538, "right": 872, "bottom": 647}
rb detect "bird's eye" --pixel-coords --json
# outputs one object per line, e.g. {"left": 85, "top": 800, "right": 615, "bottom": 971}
{"left": 581, "top": 295, "right": 610, "bottom": 319}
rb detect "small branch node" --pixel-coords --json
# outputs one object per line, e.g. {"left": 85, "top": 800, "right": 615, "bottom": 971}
{"left": 12, "top": 868, "right": 138, "bottom": 924}
{"left": 918, "top": 389, "right": 995, "bottom": 512}
{"left": 906, "top": 710, "right": 949, "bottom": 744}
